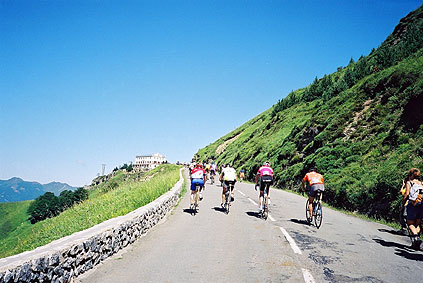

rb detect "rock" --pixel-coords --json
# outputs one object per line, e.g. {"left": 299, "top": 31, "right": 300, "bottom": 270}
{"left": 53, "top": 265, "right": 64, "bottom": 277}
{"left": 30, "top": 272, "right": 39, "bottom": 282}
{"left": 85, "top": 260, "right": 93, "bottom": 272}
{"left": 89, "top": 238, "right": 97, "bottom": 252}
{"left": 31, "top": 257, "right": 45, "bottom": 272}
{"left": 17, "top": 263, "right": 31, "bottom": 282}
{"left": 3, "top": 270, "right": 13, "bottom": 283}
{"left": 50, "top": 253, "right": 60, "bottom": 266}
{"left": 47, "top": 269, "right": 54, "bottom": 281}
{"left": 69, "top": 244, "right": 81, "bottom": 256}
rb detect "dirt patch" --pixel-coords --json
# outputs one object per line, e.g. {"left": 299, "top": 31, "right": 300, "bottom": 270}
{"left": 343, "top": 99, "right": 373, "bottom": 141}
{"left": 216, "top": 134, "right": 241, "bottom": 154}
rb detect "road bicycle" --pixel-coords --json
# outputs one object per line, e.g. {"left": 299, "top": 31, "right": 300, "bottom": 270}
{"left": 256, "top": 182, "right": 271, "bottom": 220}
{"left": 190, "top": 183, "right": 201, "bottom": 214}
{"left": 224, "top": 181, "right": 235, "bottom": 214}
{"left": 306, "top": 190, "right": 323, "bottom": 228}
{"left": 261, "top": 188, "right": 270, "bottom": 220}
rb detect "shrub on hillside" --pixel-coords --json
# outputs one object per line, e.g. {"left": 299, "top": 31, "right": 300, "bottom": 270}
{"left": 28, "top": 188, "right": 88, "bottom": 224}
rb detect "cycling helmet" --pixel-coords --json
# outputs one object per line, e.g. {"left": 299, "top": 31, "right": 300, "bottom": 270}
{"left": 196, "top": 163, "right": 203, "bottom": 168}
{"left": 226, "top": 164, "right": 232, "bottom": 168}
{"left": 309, "top": 167, "right": 317, "bottom": 172}
{"left": 263, "top": 161, "right": 270, "bottom": 166}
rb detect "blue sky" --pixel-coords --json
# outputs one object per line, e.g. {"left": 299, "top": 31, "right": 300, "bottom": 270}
{"left": 1, "top": 0, "right": 421, "bottom": 186}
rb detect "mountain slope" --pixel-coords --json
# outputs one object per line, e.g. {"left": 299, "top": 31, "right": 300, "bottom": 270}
{"left": 0, "top": 178, "right": 77, "bottom": 203}
{"left": 195, "top": 5, "right": 423, "bottom": 221}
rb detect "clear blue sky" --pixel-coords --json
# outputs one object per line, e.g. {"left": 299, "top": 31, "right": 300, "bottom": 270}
{"left": 1, "top": 0, "right": 421, "bottom": 186}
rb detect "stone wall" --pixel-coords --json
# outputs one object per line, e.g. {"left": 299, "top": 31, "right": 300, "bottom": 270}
{"left": 0, "top": 169, "right": 184, "bottom": 283}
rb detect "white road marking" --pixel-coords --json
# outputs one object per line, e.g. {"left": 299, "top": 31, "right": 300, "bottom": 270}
{"left": 248, "top": 198, "right": 258, "bottom": 206}
{"left": 301, "top": 268, "right": 316, "bottom": 283}
{"left": 268, "top": 214, "right": 276, "bottom": 222}
{"left": 238, "top": 191, "right": 246, "bottom": 196}
{"left": 279, "top": 227, "right": 302, "bottom": 254}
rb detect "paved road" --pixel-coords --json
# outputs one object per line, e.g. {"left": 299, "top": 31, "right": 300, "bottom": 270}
{"left": 78, "top": 172, "right": 423, "bottom": 282}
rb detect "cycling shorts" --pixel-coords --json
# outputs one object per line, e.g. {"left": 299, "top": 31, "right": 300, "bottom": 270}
{"left": 191, "top": 179, "right": 204, "bottom": 191}
{"left": 210, "top": 170, "right": 216, "bottom": 176}
{"left": 223, "top": 180, "right": 235, "bottom": 191}
{"left": 259, "top": 176, "right": 273, "bottom": 191}
{"left": 407, "top": 202, "right": 423, "bottom": 221}
{"left": 308, "top": 184, "right": 324, "bottom": 198}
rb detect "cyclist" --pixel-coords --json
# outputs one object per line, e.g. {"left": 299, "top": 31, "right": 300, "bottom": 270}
{"left": 220, "top": 164, "right": 237, "bottom": 207}
{"left": 220, "top": 164, "right": 226, "bottom": 187}
{"left": 255, "top": 162, "right": 274, "bottom": 213}
{"left": 402, "top": 168, "right": 423, "bottom": 249}
{"left": 190, "top": 163, "right": 206, "bottom": 205}
{"left": 210, "top": 161, "right": 217, "bottom": 184}
{"left": 302, "top": 168, "right": 325, "bottom": 222}
{"left": 239, "top": 169, "right": 245, "bottom": 182}
{"left": 205, "top": 162, "right": 211, "bottom": 180}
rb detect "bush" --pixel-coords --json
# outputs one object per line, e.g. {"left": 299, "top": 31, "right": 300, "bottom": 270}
{"left": 28, "top": 188, "right": 88, "bottom": 224}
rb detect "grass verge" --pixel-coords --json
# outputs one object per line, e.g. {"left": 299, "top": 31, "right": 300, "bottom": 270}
{"left": 0, "top": 164, "right": 181, "bottom": 259}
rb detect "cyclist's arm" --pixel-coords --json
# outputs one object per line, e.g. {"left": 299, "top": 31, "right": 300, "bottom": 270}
{"left": 255, "top": 173, "right": 259, "bottom": 184}
{"left": 403, "top": 182, "right": 410, "bottom": 206}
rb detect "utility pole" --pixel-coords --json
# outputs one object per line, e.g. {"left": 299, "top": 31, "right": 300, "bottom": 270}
{"left": 102, "top": 164, "right": 106, "bottom": 176}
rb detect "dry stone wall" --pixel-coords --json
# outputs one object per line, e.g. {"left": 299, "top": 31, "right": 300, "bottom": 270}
{"left": 0, "top": 169, "right": 184, "bottom": 283}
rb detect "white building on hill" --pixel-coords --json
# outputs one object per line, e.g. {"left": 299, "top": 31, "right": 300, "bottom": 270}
{"left": 134, "top": 153, "right": 167, "bottom": 171}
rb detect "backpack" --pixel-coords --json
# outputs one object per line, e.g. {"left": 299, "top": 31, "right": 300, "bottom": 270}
{"left": 409, "top": 181, "right": 423, "bottom": 205}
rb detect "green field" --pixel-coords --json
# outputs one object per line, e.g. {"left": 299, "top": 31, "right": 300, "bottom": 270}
{"left": 0, "top": 164, "right": 181, "bottom": 259}
{"left": 0, "top": 200, "right": 32, "bottom": 240}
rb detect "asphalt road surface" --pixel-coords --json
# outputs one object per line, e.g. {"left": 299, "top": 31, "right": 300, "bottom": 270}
{"left": 78, "top": 172, "right": 423, "bottom": 282}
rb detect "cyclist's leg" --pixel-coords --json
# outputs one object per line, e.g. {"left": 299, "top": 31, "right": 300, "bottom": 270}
{"left": 190, "top": 181, "right": 196, "bottom": 204}
{"left": 222, "top": 182, "right": 227, "bottom": 206}
{"left": 265, "top": 183, "right": 270, "bottom": 205}
{"left": 259, "top": 179, "right": 265, "bottom": 211}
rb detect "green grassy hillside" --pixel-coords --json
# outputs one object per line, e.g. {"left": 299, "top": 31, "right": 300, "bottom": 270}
{"left": 196, "top": 6, "right": 423, "bottom": 222}
{"left": 0, "top": 201, "right": 32, "bottom": 240}
{"left": 0, "top": 164, "right": 180, "bottom": 258}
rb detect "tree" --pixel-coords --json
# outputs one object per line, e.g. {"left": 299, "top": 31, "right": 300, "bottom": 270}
{"left": 73, "top": 187, "right": 88, "bottom": 202}
{"left": 59, "top": 190, "right": 75, "bottom": 209}
{"left": 28, "top": 192, "right": 61, "bottom": 223}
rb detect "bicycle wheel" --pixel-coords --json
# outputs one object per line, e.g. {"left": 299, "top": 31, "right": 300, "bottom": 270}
{"left": 306, "top": 199, "right": 312, "bottom": 223}
{"left": 194, "top": 191, "right": 199, "bottom": 212}
{"left": 225, "top": 192, "right": 230, "bottom": 214}
{"left": 263, "top": 205, "right": 268, "bottom": 220}
{"left": 314, "top": 202, "right": 323, "bottom": 228}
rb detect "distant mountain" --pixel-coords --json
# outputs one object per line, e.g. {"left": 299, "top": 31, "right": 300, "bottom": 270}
{"left": 0, "top": 178, "right": 77, "bottom": 203}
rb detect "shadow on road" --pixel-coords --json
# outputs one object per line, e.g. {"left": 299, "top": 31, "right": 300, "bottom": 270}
{"left": 212, "top": 206, "right": 226, "bottom": 213}
{"left": 378, "top": 228, "right": 409, "bottom": 237}
{"left": 183, "top": 208, "right": 197, "bottom": 216}
{"left": 394, "top": 249, "right": 423, "bottom": 261}
{"left": 373, "top": 238, "right": 423, "bottom": 261}
{"left": 290, "top": 218, "right": 312, "bottom": 226}
{"left": 246, "top": 211, "right": 261, "bottom": 219}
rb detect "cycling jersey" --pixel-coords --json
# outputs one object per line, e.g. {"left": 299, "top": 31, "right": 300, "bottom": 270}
{"left": 211, "top": 164, "right": 217, "bottom": 171}
{"left": 303, "top": 172, "right": 324, "bottom": 186}
{"left": 222, "top": 167, "right": 237, "bottom": 181}
{"left": 191, "top": 168, "right": 206, "bottom": 179}
{"left": 258, "top": 165, "right": 273, "bottom": 177}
